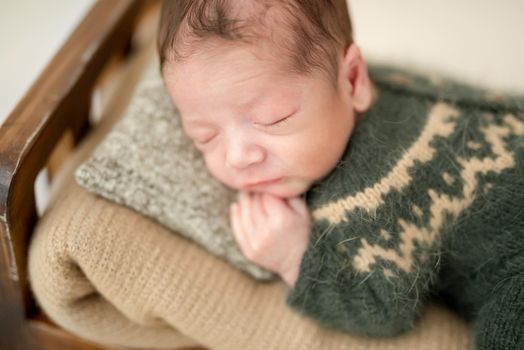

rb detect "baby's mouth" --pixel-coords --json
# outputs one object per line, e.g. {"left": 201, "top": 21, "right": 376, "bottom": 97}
{"left": 242, "top": 177, "right": 283, "bottom": 189}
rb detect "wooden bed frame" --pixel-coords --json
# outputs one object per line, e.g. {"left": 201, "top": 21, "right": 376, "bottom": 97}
{"left": 0, "top": 1, "right": 161, "bottom": 349}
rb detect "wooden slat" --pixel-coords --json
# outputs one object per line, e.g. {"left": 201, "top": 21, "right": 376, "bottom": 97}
{"left": 29, "top": 314, "right": 125, "bottom": 350}
{"left": 29, "top": 312, "right": 208, "bottom": 350}
{"left": 0, "top": 1, "right": 148, "bottom": 349}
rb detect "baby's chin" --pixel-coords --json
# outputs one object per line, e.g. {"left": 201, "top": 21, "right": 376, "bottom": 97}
{"left": 234, "top": 178, "right": 312, "bottom": 199}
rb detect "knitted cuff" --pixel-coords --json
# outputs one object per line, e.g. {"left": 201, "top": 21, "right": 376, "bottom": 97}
{"left": 473, "top": 274, "right": 524, "bottom": 350}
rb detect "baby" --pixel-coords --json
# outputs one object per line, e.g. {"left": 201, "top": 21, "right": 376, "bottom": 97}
{"left": 159, "top": 0, "right": 370, "bottom": 286}
{"left": 158, "top": 1, "right": 524, "bottom": 349}
{"left": 160, "top": 0, "right": 372, "bottom": 286}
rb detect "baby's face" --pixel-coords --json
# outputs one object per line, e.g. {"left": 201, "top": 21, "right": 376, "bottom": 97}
{"left": 163, "top": 46, "right": 356, "bottom": 198}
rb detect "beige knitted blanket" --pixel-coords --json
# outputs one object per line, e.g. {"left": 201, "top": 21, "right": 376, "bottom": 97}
{"left": 28, "top": 177, "right": 473, "bottom": 350}
{"left": 27, "top": 48, "right": 473, "bottom": 350}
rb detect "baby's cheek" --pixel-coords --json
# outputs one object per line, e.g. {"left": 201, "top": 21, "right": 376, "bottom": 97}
{"left": 290, "top": 137, "right": 331, "bottom": 167}
{"left": 202, "top": 153, "right": 233, "bottom": 186}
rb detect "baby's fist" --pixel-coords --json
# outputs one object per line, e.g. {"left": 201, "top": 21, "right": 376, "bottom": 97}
{"left": 230, "top": 191, "right": 311, "bottom": 287}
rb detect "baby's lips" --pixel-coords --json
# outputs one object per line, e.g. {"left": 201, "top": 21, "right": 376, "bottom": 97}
{"left": 242, "top": 178, "right": 283, "bottom": 189}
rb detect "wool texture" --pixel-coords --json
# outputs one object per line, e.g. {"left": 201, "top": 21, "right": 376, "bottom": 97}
{"left": 286, "top": 66, "right": 524, "bottom": 350}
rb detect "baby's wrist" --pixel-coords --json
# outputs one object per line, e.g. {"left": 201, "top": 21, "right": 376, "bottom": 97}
{"left": 279, "top": 268, "right": 299, "bottom": 288}
{"left": 279, "top": 233, "right": 309, "bottom": 288}
{"left": 279, "top": 256, "right": 303, "bottom": 288}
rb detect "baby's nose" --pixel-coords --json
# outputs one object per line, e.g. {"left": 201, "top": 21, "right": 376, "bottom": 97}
{"left": 225, "top": 140, "right": 265, "bottom": 169}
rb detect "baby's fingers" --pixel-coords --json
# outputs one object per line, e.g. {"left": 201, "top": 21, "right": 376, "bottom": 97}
{"left": 230, "top": 203, "right": 252, "bottom": 254}
{"left": 251, "top": 192, "right": 268, "bottom": 228}
{"left": 287, "top": 196, "right": 310, "bottom": 218}
{"left": 260, "top": 193, "right": 292, "bottom": 219}
{"left": 238, "top": 191, "right": 256, "bottom": 231}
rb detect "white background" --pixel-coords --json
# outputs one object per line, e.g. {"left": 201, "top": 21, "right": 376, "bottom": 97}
{"left": 348, "top": 0, "right": 524, "bottom": 93}
{"left": 1, "top": 0, "right": 524, "bottom": 125}
{"left": 0, "top": 0, "right": 95, "bottom": 125}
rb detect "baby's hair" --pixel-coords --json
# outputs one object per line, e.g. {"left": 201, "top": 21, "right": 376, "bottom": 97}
{"left": 157, "top": 0, "right": 353, "bottom": 84}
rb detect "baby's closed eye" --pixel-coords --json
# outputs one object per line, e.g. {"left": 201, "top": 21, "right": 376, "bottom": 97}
{"left": 195, "top": 134, "right": 217, "bottom": 146}
{"left": 253, "top": 112, "right": 295, "bottom": 128}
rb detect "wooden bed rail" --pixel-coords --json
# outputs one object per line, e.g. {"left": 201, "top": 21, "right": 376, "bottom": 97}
{"left": 0, "top": 1, "right": 157, "bottom": 349}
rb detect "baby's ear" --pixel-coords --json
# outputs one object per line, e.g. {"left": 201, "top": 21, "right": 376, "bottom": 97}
{"left": 340, "top": 44, "right": 373, "bottom": 113}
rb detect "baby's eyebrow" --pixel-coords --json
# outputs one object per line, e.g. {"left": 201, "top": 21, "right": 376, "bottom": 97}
{"left": 237, "top": 93, "right": 266, "bottom": 115}
{"left": 242, "top": 90, "right": 298, "bottom": 116}
{"left": 183, "top": 118, "right": 214, "bottom": 127}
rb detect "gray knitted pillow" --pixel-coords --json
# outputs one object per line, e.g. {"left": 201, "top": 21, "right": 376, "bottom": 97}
{"left": 75, "top": 61, "right": 275, "bottom": 281}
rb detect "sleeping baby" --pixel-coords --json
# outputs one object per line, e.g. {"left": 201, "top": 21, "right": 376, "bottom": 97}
{"left": 157, "top": 1, "right": 524, "bottom": 349}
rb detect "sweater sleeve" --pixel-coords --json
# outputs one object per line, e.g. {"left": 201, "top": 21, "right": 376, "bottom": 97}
{"left": 285, "top": 205, "right": 438, "bottom": 337}
{"left": 282, "top": 90, "right": 445, "bottom": 337}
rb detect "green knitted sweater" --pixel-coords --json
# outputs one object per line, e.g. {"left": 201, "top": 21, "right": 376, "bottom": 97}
{"left": 286, "top": 66, "right": 524, "bottom": 349}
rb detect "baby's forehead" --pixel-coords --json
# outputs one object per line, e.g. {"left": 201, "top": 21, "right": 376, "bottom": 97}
{"left": 165, "top": 43, "right": 305, "bottom": 96}
{"left": 165, "top": 54, "right": 309, "bottom": 123}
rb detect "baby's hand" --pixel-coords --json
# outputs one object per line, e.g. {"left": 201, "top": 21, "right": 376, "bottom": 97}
{"left": 230, "top": 191, "right": 311, "bottom": 287}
